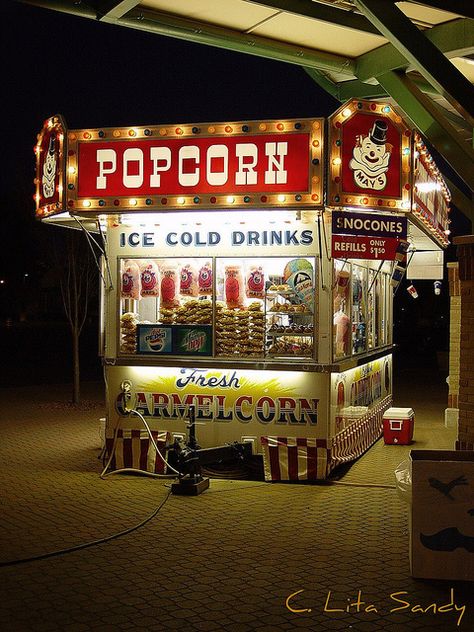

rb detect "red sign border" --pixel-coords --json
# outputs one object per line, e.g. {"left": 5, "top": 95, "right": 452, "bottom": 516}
{"left": 327, "top": 100, "right": 412, "bottom": 211}
{"left": 65, "top": 118, "right": 324, "bottom": 213}
{"left": 34, "top": 115, "right": 67, "bottom": 219}
{"left": 411, "top": 131, "right": 450, "bottom": 245}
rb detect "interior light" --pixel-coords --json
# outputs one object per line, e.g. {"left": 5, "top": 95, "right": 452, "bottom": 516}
{"left": 416, "top": 182, "right": 442, "bottom": 193}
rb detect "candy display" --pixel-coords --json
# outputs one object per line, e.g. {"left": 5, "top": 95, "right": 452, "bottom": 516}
{"left": 160, "top": 264, "right": 180, "bottom": 308}
{"left": 198, "top": 262, "right": 213, "bottom": 296}
{"left": 121, "top": 260, "right": 141, "bottom": 300}
{"left": 120, "top": 312, "right": 139, "bottom": 353}
{"left": 180, "top": 263, "right": 199, "bottom": 297}
{"left": 245, "top": 265, "right": 265, "bottom": 299}
{"left": 118, "top": 256, "right": 318, "bottom": 359}
{"left": 161, "top": 299, "right": 212, "bottom": 325}
{"left": 224, "top": 265, "right": 245, "bottom": 308}
{"left": 283, "top": 258, "right": 314, "bottom": 310}
{"left": 139, "top": 260, "right": 160, "bottom": 298}
{"left": 283, "top": 258, "right": 313, "bottom": 282}
{"left": 336, "top": 269, "right": 350, "bottom": 296}
{"left": 334, "top": 309, "right": 350, "bottom": 356}
{"left": 215, "top": 301, "right": 265, "bottom": 357}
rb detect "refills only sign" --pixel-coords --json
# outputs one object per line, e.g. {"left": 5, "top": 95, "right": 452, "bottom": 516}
{"left": 331, "top": 211, "right": 407, "bottom": 260}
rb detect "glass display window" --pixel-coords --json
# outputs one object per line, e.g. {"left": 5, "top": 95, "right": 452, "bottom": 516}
{"left": 118, "top": 255, "right": 317, "bottom": 361}
{"left": 333, "top": 260, "right": 351, "bottom": 359}
{"left": 333, "top": 259, "right": 391, "bottom": 362}
{"left": 351, "top": 265, "right": 367, "bottom": 354}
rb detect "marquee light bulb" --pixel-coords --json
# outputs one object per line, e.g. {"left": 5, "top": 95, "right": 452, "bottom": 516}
{"left": 177, "top": 197, "right": 185, "bottom": 205}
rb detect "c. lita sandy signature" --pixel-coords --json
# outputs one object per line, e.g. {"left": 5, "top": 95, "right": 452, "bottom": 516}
{"left": 285, "top": 588, "right": 466, "bottom": 627}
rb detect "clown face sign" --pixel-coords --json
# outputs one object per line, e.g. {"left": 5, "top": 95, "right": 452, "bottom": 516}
{"left": 328, "top": 100, "right": 412, "bottom": 211}
{"left": 349, "top": 120, "right": 393, "bottom": 191}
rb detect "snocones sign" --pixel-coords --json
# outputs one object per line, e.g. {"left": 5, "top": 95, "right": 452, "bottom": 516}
{"left": 35, "top": 117, "right": 324, "bottom": 215}
{"left": 331, "top": 210, "right": 408, "bottom": 260}
{"left": 328, "top": 100, "right": 412, "bottom": 211}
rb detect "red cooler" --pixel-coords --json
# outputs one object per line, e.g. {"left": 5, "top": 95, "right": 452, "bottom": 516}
{"left": 382, "top": 407, "right": 414, "bottom": 445}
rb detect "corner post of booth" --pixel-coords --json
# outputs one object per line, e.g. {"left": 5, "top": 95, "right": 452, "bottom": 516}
{"left": 453, "top": 235, "right": 474, "bottom": 450}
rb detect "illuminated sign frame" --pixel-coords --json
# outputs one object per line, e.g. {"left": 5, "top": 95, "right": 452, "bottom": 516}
{"left": 65, "top": 118, "right": 324, "bottom": 213}
{"left": 328, "top": 100, "right": 412, "bottom": 211}
{"left": 34, "top": 115, "right": 67, "bottom": 219}
{"left": 412, "top": 131, "right": 451, "bottom": 247}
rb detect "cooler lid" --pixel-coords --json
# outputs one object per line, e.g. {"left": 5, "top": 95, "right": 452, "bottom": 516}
{"left": 383, "top": 407, "right": 414, "bottom": 419}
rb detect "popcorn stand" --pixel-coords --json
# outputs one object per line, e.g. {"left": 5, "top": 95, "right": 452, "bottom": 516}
{"left": 34, "top": 99, "right": 450, "bottom": 483}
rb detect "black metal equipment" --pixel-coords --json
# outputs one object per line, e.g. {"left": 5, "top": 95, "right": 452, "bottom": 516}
{"left": 170, "top": 406, "right": 252, "bottom": 496}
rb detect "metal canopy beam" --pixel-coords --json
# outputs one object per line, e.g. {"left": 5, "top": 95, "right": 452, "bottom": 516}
{"left": 244, "top": 0, "right": 381, "bottom": 35}
{"left": 405, "top": 0, "right": 474, "bottom": 19}
{"left": 376, "top": 70, "right": 473, "bottom": 216}
{"left": 303, "top": 68, "right": 340, "bottom": 99}
{"left": 356, "top": 17, "right": 474, "bottom": 80}
{"left": 353, "top": 0, "right": 474, "bottom": 125}
{"left": 96, "top": 1, "right": 140, "bottom": 21}
{"left": 103, "top": 6, "right": 357, "bottom": 75}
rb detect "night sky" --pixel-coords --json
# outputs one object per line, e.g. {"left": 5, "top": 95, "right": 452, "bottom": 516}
{"left": 2, "top": 1, "right": 340, "bottom": 281}
{"left": 1, "top": 1, "right": 470, "bottom": 339}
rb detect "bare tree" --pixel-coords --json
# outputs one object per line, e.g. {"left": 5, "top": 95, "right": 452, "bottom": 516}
{"left": 52, "top": 228, "right": 98, "bottom": 404}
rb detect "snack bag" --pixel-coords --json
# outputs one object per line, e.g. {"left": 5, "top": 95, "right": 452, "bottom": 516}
{"left": 139, "top": 260, "right": 160, "bottom": 297}
{"left": 287, "top": 268, "right": 314, "bottom": 310}
{"left": 283, "top": 258, "right": 313, "bottom": 282}
{"left": 180, "top": 262, "right": 199, "bottom": 297}
{"left": 160, "top": 264, "right": 180, "bottom": 308}
{"left": 224, "top": 265, "right": 245, "bottom": 308}
{"left": 198, "top": 261, "right": 213, "bottom": 296}
{"left": 245, "top": 265, "right": 265, "bottom": 299}
{"left": 121, "top": 260, "right": 141, "bottom": 300}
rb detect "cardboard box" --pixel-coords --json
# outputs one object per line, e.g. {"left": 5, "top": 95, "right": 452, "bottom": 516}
{"left": 410, "top": 450, "right": 474, "bottom": 581}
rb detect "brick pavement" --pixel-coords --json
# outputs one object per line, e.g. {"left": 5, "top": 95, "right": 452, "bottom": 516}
{"left": 1, "top": 370, "right": 473, "bottom": 631}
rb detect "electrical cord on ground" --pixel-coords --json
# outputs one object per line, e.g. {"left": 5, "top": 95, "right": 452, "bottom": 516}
{"left": 100, "top": 398, "right": 183, "bottom": 479}
{"left": 0, "top": 490, "right": 172, "bottom": 568}
{"left": 325, "top": 480, "right": 396, "bottom": 489}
